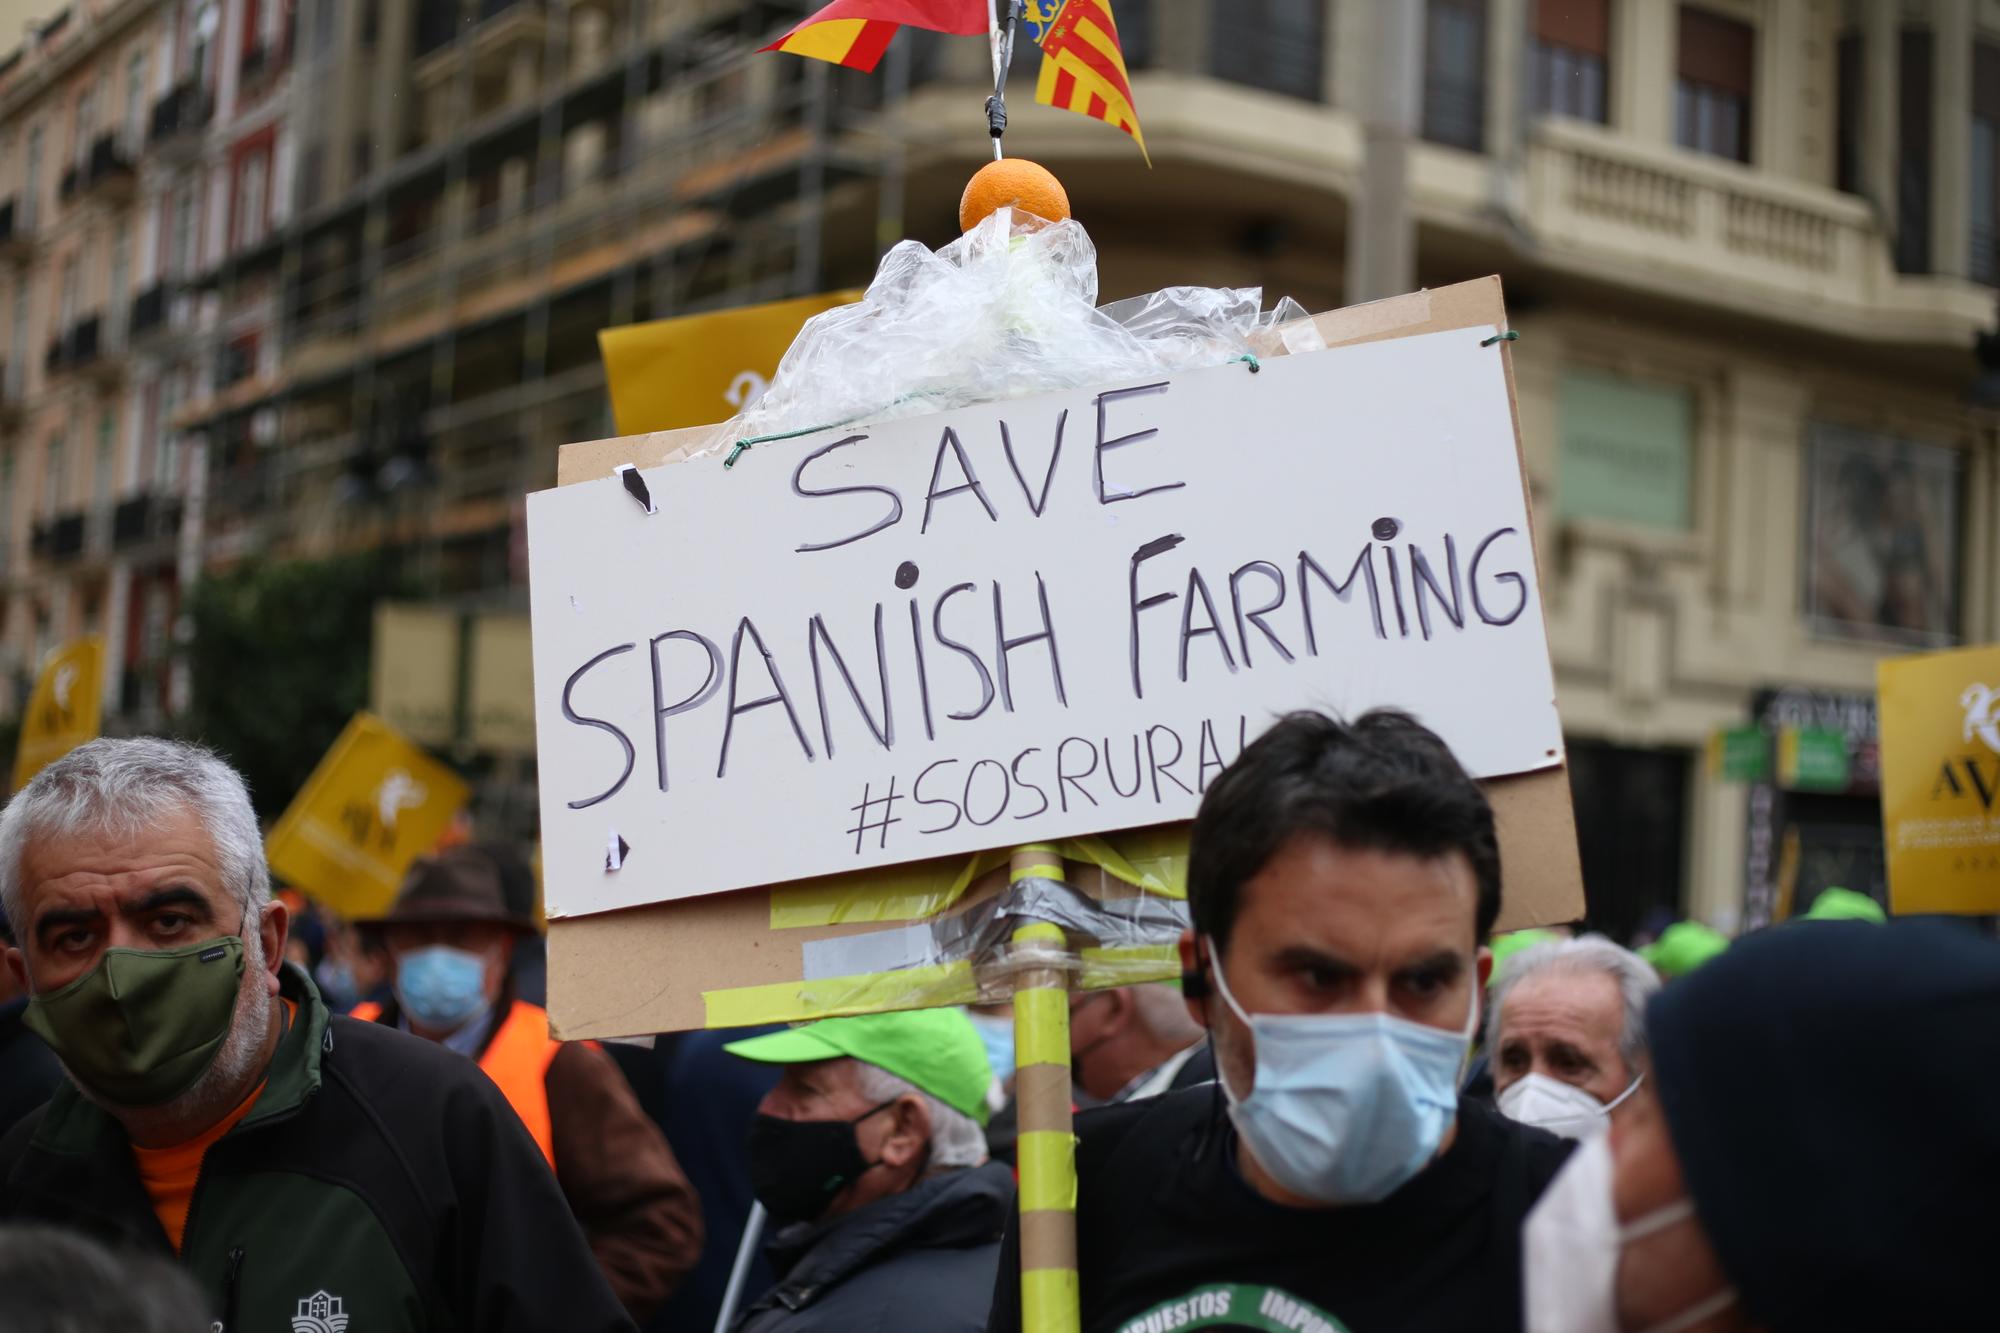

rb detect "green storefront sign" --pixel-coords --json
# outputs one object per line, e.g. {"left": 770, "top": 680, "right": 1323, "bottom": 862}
{"left": 1780, "top": 726, "right": 1852, "bottom": 792}
{"left": 1710, "top": 726, "right": 1769, "bottom": 783}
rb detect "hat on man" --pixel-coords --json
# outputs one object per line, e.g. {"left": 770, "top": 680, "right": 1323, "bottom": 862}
{"left": 363, "top": 845, "right": 539, "bottom": 933}
{"left": 1638, "top": 920, "right": 1729, "bottom": 979}
{"left": 1800, "top": 885, "right": 1886, "bottom": 923}
{"left": 725, "top": 1009, "right": 994, "bottom": 1125}
{"left": 1646, "top": 919, "right": 2000, "bottom": 1328}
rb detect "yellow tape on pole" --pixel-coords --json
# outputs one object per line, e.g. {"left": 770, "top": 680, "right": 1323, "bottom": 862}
{"left": 1017, "top": 1131, "right": 1081, "bottom": 1212}
{"left": 1021, "top": 1268, "right": 1082, "bottom": 1333}
{"left": 1010, "top": 911, "right": 1079, "bottom": 1333}
{"left": 1013, "top": 985, "right": 1071, "bottom": 1068}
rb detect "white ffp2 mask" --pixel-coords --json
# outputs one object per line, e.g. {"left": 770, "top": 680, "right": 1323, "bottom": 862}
{"left": 1522, "top": 1132, "right": 1739, "bottom": 1333}
{"left": 1498, "top": 1071, "right": 1643, "bottom": 1141}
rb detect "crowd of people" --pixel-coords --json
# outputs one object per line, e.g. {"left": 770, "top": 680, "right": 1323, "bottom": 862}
{"left": 0, "top": 715, "right": 1993, "bottom": 1332}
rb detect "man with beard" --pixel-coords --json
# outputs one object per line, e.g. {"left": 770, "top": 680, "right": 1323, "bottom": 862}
{"left": 0, "top": 738, "right": 630, "bottom": 1332}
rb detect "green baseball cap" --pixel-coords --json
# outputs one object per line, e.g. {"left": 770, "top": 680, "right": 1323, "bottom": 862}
{"left": 1487, "top": 928, "right": 1558, "bottom": 987}
{"left": 725, "top": 1009, "right": 994, "bottom": 1125}
{"left": 1639, "top": 921, "right": 1731, "bottom": 979}
{"left": 1802, "top": 886, "right": 1887, "bottom": 924}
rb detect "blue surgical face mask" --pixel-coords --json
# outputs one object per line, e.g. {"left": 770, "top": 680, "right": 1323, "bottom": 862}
{"left": 395, "top": 945, "right": 491, "bottom": 1031}
{"left": 964, "top": 1009, "right": 1015, "bottom": 1084}
{"left": 1209, "top": 937, "right": 1477, "bottom": 1204}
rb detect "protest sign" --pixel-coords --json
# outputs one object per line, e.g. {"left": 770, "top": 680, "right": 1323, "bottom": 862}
{"left": 536, "top": 278, "right": 1584, "bottom": 1037}
{"left": 12, "top": 636, "right": 103, "bottom": 791}
{"left": 532, "top": 323, "right": 1564, "bottom": 919}
{"left": 597, "top": 290, "right": 864, "bottom": 436}
{"left": 1878, "top": 643, "right": 2000, "bottom": 913}
{"left": 266, "top": 712, "right": 471, "bottom": 918}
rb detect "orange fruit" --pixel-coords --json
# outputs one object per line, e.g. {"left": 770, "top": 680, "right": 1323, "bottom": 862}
{"left": 958, "top": 158, "right": 1072, "bottom": 232}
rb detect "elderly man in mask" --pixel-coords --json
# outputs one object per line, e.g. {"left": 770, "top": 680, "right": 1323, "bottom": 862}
{"left": 0, "top": 738, "right": 630, "bottom": 1331}
{"left": 1524, "top": 919, "right": 2000, "bottom": 1330}
{"left": 1487, "top": 935, "right": 1656, "bottom": 1139}
{"left": 726, "top": 1008, "right": 1012, "bottom": 1332}
{"left": 353, "top": 847, "right": 702, "bottom": 1323}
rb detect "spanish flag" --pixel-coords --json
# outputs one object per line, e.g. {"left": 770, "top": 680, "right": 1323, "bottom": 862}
{"left": 1029, "top": 0, "right": 1147, "bottom": 162}
{"left": 761, "top": 0, "right": 988, "bottom": 73}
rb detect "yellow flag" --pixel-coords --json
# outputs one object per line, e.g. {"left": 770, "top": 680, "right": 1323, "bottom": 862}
{"left": 266, "top": 712, "right": 470, "bottom": 919}
{"left": 13, "top": 637, "right": 104, "bottom": 791}
{"left": 1878, "top": 643, "right": 2000, "bottom": 914}
{"left": 597, "top": 290, "right": 862, "bottom": 436}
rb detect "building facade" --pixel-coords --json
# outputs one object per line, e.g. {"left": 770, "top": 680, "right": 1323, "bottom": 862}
{"left": 0, "top": 0, "right": 296, "bottom": 729}
{"left": 4, "top": 0, "right": 1994, "bottom": 929}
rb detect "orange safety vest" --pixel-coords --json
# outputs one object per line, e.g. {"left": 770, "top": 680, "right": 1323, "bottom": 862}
{"left": 350, "top": 998, "right": 561, "bottom": 1166}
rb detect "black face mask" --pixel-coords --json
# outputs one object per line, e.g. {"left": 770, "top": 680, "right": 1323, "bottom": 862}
{"left": 746, "top": 1099, "right": 898, "bottom": 1226}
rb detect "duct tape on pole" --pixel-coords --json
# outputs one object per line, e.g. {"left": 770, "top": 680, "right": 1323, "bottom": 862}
{"left": 1009, "top": 845, "right": 1080, "bottom": 1333}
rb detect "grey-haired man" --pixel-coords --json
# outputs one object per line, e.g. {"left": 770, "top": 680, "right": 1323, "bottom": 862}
{"left": 0, "top": 737, "right": 631, "bottom": 1331}
{"left": 1487, "top": 934, "right": 1658, "bottom": 1139}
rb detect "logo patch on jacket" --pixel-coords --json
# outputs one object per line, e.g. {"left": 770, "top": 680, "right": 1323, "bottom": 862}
{"left": 292, "top": 1291, "right": 349, "bottom": 1333}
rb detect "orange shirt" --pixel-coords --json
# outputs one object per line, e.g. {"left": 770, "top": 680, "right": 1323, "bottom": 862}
{"left": 130, "top": 997, "right": 296, "bottom": 1253}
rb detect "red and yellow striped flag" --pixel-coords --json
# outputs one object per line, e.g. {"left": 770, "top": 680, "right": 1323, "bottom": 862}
{"left": 761, "top": 0, "right": 987, "bottom": 73}
{"left": 1029, "top": 0, "right": 1148, "bottom": 162}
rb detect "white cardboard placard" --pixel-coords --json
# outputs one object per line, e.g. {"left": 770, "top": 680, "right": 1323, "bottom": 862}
{"left": 529, "top": 326, "right": 1563, "bottom": 918}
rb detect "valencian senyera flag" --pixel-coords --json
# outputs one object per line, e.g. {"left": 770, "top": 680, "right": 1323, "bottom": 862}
{"left": 764, "top": 0, "right": 1148, "bottom": 160}
{"left": 760, "top": 0, "right": 988, "bottom": 72}
{"left": 1023, "top": 0, "right": 1148, "bottom": 160}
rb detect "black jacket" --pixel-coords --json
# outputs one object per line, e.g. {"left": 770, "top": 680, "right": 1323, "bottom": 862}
{"left": 734, "top": 1161, "right": 1014, "bottom": 1333}
{"left": 0, "top": 963, "right": 633, "bottom": 1332}
{"left": 0, "top": 996, "right": 61, "bottom": 1138}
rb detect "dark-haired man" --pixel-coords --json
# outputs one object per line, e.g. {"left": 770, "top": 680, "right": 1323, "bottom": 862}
{"left": 986, "top": 711, "right": 1571, "bottom": 1332}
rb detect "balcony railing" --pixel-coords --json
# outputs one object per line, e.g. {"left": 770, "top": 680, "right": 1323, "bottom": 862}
{"left": 149, "top": 82, "right": 214, "bottom": 149}
{"left": 85, "top": 136, "right": 137, "bottom": 201}
{"left": 130, "top": 283, "right": 168, "bottom": 340}
{"left": 112, "top": 492, "right": 184, "bottom": 550}
{"left": 31, "top": 512, "right": 87, "bottom": 562}
{"left": 71, "top": 314, "right": 103, "bottom": 369}
{"left": 1521, "top": 117, "right": 1991, "bottom": 332}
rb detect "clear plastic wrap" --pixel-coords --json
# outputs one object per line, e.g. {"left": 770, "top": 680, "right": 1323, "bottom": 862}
{"left": 708, "top": 207, "right": 1320, "bottom": 455}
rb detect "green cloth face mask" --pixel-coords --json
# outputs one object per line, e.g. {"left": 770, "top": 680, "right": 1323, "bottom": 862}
{"left": 23, "top": 935, "right": 246, "bottom": 1106}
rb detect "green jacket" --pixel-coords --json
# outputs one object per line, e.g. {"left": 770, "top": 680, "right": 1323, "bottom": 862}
{"left": 0, "top": 963, "right": 633, "bottom": 1332}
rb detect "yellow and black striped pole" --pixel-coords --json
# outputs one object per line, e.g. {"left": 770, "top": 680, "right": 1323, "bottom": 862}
{"left": 1009, "top": 845, "right": 1081, "bottom": 1333}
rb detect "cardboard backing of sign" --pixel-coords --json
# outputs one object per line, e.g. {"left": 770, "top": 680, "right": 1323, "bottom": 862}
{"left": 545, "top": 276, "right": 1584, "bottom": 1038}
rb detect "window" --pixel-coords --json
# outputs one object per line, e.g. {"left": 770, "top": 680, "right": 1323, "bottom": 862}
{"left": 58, "top": 255, "right": 78, "bottom": 330}
{"left": 155, "top": 380, "right": 181, "bottom": 492}
{"left": 171, "top": 185, "right": 196, "bottom": 278}
{"left": 1423, "top": 0, "right": 1488, "bottom": 151}
{"left": 108, "top": 227, "right": 129, "bottom": 344}
{"left": 235, "top": 151, "right": 269, "bottom": 250}
{"left": 6, "top": 283, "right": 25, "bottom": 396}
{"left": 1675, "top": 7, "right": 1753, "bottom": 163}
{"left": 42, "top": 433, "right": 63, "bottom": 517}
{"left": 1803, "top": 425, "right": 1962, "bottom": 647}
{"left": 1557, "top": 371, "right": 1694, "bottom": 530}
{"left": 1532, "top": 0, "right": 1608, "bottom": 123}
{"left": 0, "top": 451, "right": 14, "bottom": 558}
{"left": 1834, "top": 28, "right": 1860, "bottom": 194}
{"left": 1895, "top": 28, "right": 1932, "bottom": 274}
{"left": 123, "top": 50, "right": 147, "bottom": 152}
{"left": 191, "top": 0, "right": 219, "bottom": 86}
{"left": 1970, "top": 43, "right": 2000, "bottom": 285}
{"left": 93, "top": 412, "right": 113, "bottom": 506}
{"left": 1210, "top": 0, "right": 1324, "bottom": 102}
{"left": 1566, "top": 741, "right": 1690, "bottom": 940}
{"left": 21, "top": 122, "right": 40, "bottom": 226}
{"left": 73, "top": 86, "right": 95, "bottom": 167}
